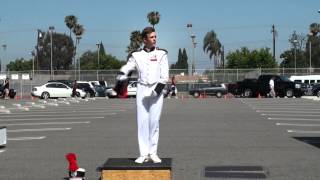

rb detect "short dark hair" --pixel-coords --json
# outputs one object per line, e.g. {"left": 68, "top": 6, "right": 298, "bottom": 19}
{"left": 141, "top": 27, "right": 155, "bottom": 39}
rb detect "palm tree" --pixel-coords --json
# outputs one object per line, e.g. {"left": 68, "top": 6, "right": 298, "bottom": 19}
{"left": 203, "top": 30, "right": 222, "bottom": 68}
{"left": 309, "top": 23, "right": 320, "bottom": 36}
{"left": 64, "top": 15, "right": 78, "bottom": 38}
{"left": 147, "top": 11, "right": 160, "bottom": 28}
{"left": 126, "top": 30, "right": 143, "bottom": 54}
{"left": 72, "top": 24, "right": 84, "bottom": 79}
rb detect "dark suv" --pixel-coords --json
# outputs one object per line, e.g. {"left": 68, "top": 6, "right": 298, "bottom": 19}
{"left": 236, "top": 75, "right": 303, "bottom": 98}
{"left": 189, "top": 83, "right": 227, "bottom": 98}
{"left": 0, "top": 84, "right": 16, "bottom": 99}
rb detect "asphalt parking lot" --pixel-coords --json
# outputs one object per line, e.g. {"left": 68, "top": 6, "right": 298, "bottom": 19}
{"left": 0, "top": 97, "right": 320, "bottom": 180}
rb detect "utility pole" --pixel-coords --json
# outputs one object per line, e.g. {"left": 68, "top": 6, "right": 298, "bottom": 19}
{"left": 271, "top": 24, "right": 276, "bottom": 60}
{"left": 49, "top": 26, "right": 55, "bottom": 80}
{"left": 96, "top": 42, "right": 101, "bottom": 80}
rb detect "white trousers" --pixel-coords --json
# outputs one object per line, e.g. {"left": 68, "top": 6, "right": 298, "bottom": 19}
{"left": 136, "top": 83, "right": 164, "bottom": 156}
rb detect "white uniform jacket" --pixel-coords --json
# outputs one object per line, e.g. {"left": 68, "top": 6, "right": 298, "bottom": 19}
{"left": 120, "top": 48, "right": 169, "bottom": 85}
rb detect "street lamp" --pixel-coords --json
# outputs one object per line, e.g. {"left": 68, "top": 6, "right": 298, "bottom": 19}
{"left": 187, "top": 23, "right": 196, "bottom": 76}
{"left": 76, "top": 35, "right": 81, "bottom": 80}
{"left": 96, "top": 42, "right": 101, "bottom": 80}
{"left": 49, "top": 26, "right": 54, "bottom": 79}
{"left": 1, "top": 44, "right": 7, "bottom": 72}
{"left": 190, "top": 34, "right": 196, "bottom": 75}
{"left": 30, "top": 50, "right": 35, "bottom": 79}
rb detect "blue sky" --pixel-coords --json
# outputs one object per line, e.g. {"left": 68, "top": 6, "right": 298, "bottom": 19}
{"left": 0, "top": 0, "right": 319, "bottom": 70}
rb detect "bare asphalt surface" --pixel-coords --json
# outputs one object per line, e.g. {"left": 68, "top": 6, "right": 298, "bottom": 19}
{"left": 0, "top": 97, "right": 320, "bottom": 180}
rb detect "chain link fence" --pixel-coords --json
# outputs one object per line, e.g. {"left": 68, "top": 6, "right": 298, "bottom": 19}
{"left": 1, "top": 68, "right": 319, "bottom": 97}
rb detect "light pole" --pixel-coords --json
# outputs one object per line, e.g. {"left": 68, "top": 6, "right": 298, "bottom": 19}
{"left": 1, "top": 44, "right": 7, "bottom": 72}
{"left": 187, "top": 23, "right": 196, "bottom": 76}
{"left": 49, "top": 26, "right": 54, "bottom": 79}
{"left": 190, "top": 34, "right": 196, "bottom": 75}
{"left": 96, "top": 42, "right": 101, "bottom": 80}
{"left": 30, "top": 50, "right": 35, "bottom": 79}
{"left": 76, "top": 35, "right": 81, "bottom": 80}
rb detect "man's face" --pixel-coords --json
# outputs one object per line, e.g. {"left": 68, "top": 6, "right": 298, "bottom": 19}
{"left": 144, "top": 32, "right": 157, "bottom": 48}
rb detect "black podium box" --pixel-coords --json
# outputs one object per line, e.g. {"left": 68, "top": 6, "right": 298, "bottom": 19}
{"left": 100, "top": 158, "right": 172, "bottom": 180}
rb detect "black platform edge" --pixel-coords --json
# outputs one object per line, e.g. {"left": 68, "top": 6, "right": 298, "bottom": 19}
{"left": 100, "top": 158, "right": 172, "bottom": 170}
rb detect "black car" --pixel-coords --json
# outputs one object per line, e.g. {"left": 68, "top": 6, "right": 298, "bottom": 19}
{"left": 0, "top": 84, "right": 16, "bottom": 99}
{"left": 311, "top": 83, "right": 320, "bottom": 97}
{"left": 189, "top": 83, "right": 227, "bottom": 98}
{"left": 235, "top": 75, "right": 303, "bottom": 98}
{"left": 76, "top": 83, "right": 95, "bottom": 97}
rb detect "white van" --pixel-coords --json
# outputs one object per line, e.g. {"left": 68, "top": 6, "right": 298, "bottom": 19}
{"left": 289, "top": 75, "right": 320, "bottom": 85}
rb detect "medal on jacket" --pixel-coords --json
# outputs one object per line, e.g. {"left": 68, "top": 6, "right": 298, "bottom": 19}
{"left": 150, "top": 55, "right": 157, "bottom": 61}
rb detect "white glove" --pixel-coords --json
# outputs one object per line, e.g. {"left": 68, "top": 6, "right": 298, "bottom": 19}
{"left": 145, "top": 90, "right": 157, "bottom": 97}
{"left": 116, "top": 73, "right": 127, "bottom": 81}
{"left": 150, "top": 90, "right": 158, "bottom": 97}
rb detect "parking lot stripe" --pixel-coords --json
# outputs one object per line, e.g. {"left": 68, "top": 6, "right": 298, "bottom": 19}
{"left": 0, "top": 117, "right": 104, "bottom": 122}
{"left": 287, "top": 130, "right": 320, "bottom": 134}
{"left": 262, "top": 114, "right": 320, "bottom": 117}
{"left": 268, "top": 117, "right": 320, "bottom": 121}
{"left": 8, "top": 110, "right": 119, "bottom": 114}
{"left": 276, "top": 123, "right": 320, "bottom": 127}
{"left": 257, "top": 110, "right": 320, "bottom": 114}
{"left": 254, "top": 107, "right": 320, "bottom": 111}
{"left": 3, "top": 121, "right": 91, "bottom": 126}
{"left": 8, "top": 136, "right": 46, "bottom": 141}
{"left": 0, "top": 150, "right": 6, "bottom": 154}
{"left": 7, "top": 128, "right": 71, "bottom": 132}
{"left": 0, "top": 113, "right": 116, "bottom": 118}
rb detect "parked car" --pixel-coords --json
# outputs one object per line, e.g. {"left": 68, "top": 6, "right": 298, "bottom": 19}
{"left": 127, "top": 81, "right": 137, "bottom": 97}
{"left": 0, "top": 84, "right": 16, "bottom": 99}
{"left": 235, "top": 75, "right": 303, "bottom": 98}
{"left": 189, "top": 83, "right": 227, "bottom": 98}
{"left": 48, "top": 80, "right": 73, "bottom": 87}
{"left": 311, "top": 83, "right": 320, "bottom": 97}
{"left": 76, "top": 81, "right": 96, "bottom": 98}
{"left": 105, "top": 87, "right": 117, "bottom": 98}
{"left": 105, "top": 81, "right": 138, "bottom": 98}
{"left": 31, "top": 82, "right": 86, "bottom": 99}
{"left": 90, "top": 81, "right": 108, "bottom": 87}
{"left": 94, "top": 85, "right": 107, "bottom": 97}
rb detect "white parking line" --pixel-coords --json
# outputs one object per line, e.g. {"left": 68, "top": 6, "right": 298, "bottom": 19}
{"left": 255, "top": 108, "right": 320, "bottom": 111}
{"left": 0, "top": 150, "right": 6, "bottom": 154}
{"left": 257, "top": 110, "right": 320, "bottom": 114}
{"left": 268, "top": 117, "right": 320, "bottom": 121}
{"left": 276, "top": 123, "right": 320, "bottom": 127}
{"left": 7, "top": 128, "right": 71, "bottom": 132}
{"left": 0, "top": 113, "right": 115, "bottom": 118}
{"left": 3, "top": 121, "right": 91, "bottom": 126}
{"left": 287, "top": 130, "right": 320, "bottom": 134}
{"left": 0, "top": 116, "right": 105, "bottom": 122}
{"left": 262, "top": 114, "right": 320, "bottom": 117}
{"left": 8, "top": 136, "right": 46, "bottom": 141}
{"left": 0, "top": 109, "right": 10, "bottom": 114}
{"left": 10, "top": 110, "right": 120, "bottom": 114}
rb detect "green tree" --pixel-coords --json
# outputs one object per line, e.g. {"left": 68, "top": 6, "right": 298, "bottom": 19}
{"left": 309, "top": 23, "right": 320, "bottom": 36}
{"left": 37, "top": 31, "right": 74, "bottom": 70}
{"left": 147, "top": 11, "right": 160, "bottom": 28}
{"left": 126, "top": 30, "right": 143, "bottom": 55}
{"left": 99, "top": 42, "right": 106, "bottom": 56}
{"left": 80, "top": 50, "right": 125, "bottom": 70}
{"left": 7, "top": 58, "right": 32, "bottom": 71}
{"left": 203, "top": 30, "right": 222, "bottom": 68}
{"left": 170, "top": 48, "right": 188, "bottom": 74}
{"left": 226, "top": 47, "right": 277, "bottom": 69}
{"left": 64, "top": 15, "right": 77, "bottom": 38}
